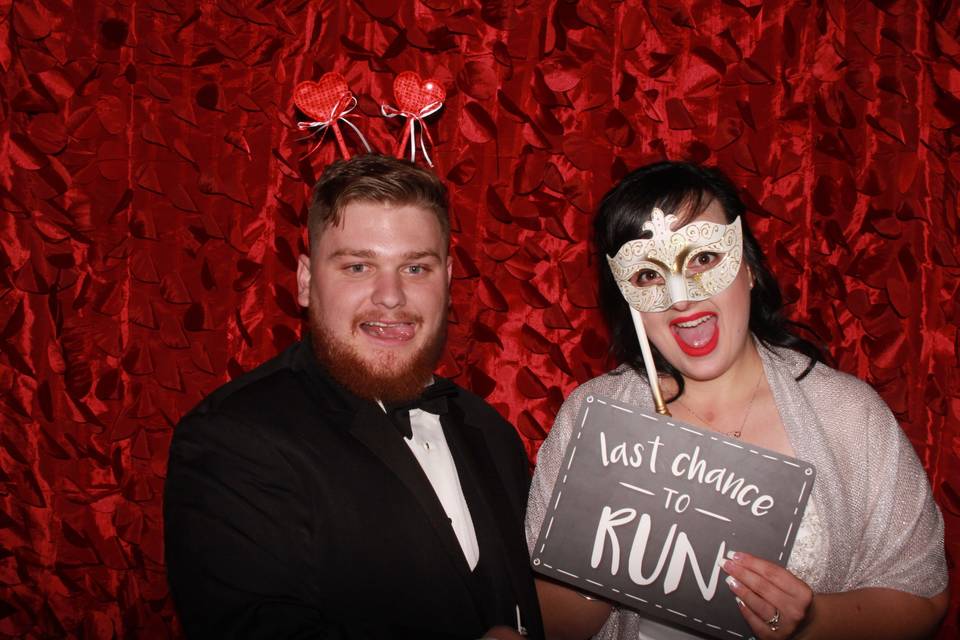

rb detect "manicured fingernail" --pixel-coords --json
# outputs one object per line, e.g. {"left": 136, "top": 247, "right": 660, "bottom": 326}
{"left": 726, "top": 549, "right": 737, "bottom": 560}
{"left": 735, "top": 596, "right": 745, "bottom": 608}
{"left": 726, "top": 575, "right": 739, "bottom": 589}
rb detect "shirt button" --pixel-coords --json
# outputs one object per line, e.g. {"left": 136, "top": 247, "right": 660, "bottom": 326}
{"left": 423, "top": 442, "right": 431, "bottom": 451}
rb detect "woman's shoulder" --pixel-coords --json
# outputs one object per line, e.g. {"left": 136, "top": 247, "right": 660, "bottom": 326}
{"left": 563, "top": 364, "right": 655, "bottom": 409}
{"left": 571, "top": 363, "right": 641, "bottom": 392}
{"left": 542, "top": 366, "right": 651, "bottom": 448}
{"left": 764, "top": 344, "right": 883, "bottom": 402}
{"left": 807, "top": 359, "right": 888, "bottom": 413}
{"left": 762, "top": 344, "right": 895, "bottom": 433}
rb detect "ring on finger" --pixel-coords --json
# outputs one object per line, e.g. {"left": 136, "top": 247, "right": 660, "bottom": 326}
{"left": 765, "top": 608, "right": 781, "bottom": 632}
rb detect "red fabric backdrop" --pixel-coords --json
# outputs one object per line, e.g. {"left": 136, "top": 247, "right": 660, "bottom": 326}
{"left": 1, "top": 0, "right": 958, "bottom": 637}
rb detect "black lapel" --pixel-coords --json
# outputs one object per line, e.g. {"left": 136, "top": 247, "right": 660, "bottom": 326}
{"left": 443, "top": 403, "right": 542, "bottom": 635}
{"left": 292, "top": 342, "right": 488, "bottom": 633}
{"left": 345, "top": 401, "right": 475, "bottom": 578}
{"left": 293, "top": 340, "right": 474, "bottom": 579}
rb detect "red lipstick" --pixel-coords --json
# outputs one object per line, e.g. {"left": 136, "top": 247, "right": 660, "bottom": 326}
{"left": 670, "top": 312, "right": 719, "bottom": 357}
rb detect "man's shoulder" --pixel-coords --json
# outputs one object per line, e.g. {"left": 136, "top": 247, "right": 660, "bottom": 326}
{"left": 184, "top": 341, "right": 314, "bottom": 425}
{"left": 449, "top": 380, "right": 511, "bottom": 426}
{"left": 447, "top": 379, "right": 527, "bottom": 451}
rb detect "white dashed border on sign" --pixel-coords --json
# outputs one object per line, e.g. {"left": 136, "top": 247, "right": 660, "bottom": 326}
{"left": 533, "top": 394, "right": 815, "bottom": 640}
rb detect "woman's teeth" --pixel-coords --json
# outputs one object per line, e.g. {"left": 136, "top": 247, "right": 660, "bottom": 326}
{"left": 674, "top": 315, "right": 713, "bottom": 328}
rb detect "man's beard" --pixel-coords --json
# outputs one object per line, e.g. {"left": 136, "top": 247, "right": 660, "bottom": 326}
{"left": 309, "top": 304, "right": 447, "bottom": 404}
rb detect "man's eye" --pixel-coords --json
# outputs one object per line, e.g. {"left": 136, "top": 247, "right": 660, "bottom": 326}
{"left": 631, "top": 269, "right": 663, "bottom": 287}
{"left": 688, "top": 252, "right": 721, "bottom": 272}
{"left": 346, "top": 264, "right": 367, "bottom": 274}
{"left": 405, "top": 264, "right": 429, "bottom": 275}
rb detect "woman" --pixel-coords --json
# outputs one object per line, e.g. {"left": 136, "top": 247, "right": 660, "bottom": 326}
{"left": 526, "top": 162, "right": 948, "bottom": 640}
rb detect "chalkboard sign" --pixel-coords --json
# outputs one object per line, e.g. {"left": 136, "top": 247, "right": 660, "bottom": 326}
{"left": 531, "top": 394, "right": 815, "bottom": 640}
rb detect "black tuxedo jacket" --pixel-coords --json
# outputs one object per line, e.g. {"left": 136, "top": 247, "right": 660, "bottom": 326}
{"left": 164, "top": 340, "right": 544, "bottom": 639}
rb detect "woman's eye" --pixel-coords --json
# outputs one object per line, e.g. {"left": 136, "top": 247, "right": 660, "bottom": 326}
{"left": 687, "top": 252, "right": 721, "bottom": 272}
{"left": 631, "top": 269, "right": 663, "bottom": 287}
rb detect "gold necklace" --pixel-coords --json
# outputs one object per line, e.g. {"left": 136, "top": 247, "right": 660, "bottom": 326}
{"left": 676, "top": 368, "right": 763, "bottom": 438}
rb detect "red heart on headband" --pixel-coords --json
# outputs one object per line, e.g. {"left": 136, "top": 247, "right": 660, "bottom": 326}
{"left": 294, "top": 72, "right": 351, "bottom": 122}
{"left": 393, "top": 72, "right": 445, "bottom": 114}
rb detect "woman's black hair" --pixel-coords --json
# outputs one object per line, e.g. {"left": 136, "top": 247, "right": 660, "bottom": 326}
{"left": 594, "top": 161, "right": 825, "bottom": 399}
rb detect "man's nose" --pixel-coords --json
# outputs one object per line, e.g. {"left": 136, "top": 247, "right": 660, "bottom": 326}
{"left": 371, "top": 271, "right": 405, "bottom": 308}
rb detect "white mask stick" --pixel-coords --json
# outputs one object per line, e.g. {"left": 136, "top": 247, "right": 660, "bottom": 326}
{"left": 628, "top": 307, "right": 670, "bottom": 416}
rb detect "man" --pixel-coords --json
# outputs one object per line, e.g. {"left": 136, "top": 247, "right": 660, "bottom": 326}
{"left": 164, "top": 154, "right": 543, "bottom": 639}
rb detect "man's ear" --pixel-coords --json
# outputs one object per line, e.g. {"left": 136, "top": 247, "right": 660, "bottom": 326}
{"left": 296, "top": 255, "right": 312, "bottom": 308}
{"left": 446, "top": 254, "right": 453, "bottom": 284}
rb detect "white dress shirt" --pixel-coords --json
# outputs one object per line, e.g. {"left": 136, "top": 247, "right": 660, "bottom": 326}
{"left": 400, "top": 407, "right": 480, "bottom": 570}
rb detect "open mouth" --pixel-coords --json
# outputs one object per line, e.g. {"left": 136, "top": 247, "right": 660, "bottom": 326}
{"left": 670, "top": 312, "right": 719, "bottom": 356}
{"left": 359, "top": 321, "right": 416, "bottom": 343}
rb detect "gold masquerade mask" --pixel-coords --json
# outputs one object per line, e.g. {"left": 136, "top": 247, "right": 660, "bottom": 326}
{"left": 606, "top": 207, "right": 744, "bottom": 313}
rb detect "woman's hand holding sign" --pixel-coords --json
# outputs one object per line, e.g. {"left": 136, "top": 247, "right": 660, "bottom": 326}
{"left": 723, "top": 551, "right": 813, "bottom": 638}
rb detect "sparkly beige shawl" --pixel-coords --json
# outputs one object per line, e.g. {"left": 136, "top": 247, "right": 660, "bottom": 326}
{"left": 526, "top": 343, "right": 947, "bottom": 640}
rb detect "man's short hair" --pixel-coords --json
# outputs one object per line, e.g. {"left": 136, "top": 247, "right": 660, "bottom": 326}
{"left": 308, "top": 154, "right": 450, "bottom": 249}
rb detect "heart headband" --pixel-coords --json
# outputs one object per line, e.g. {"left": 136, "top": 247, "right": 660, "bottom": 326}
{"left": 293, "top": 72, "right": 371, "bottom": 159}
{"left": 293, "top": 71, "right": 445, "bottom": 166}
{"left": 380, "top": 71, "right": 445, "bottom": 167}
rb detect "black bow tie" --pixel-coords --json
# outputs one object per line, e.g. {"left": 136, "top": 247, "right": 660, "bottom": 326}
{"left": 384, "top": 378, "right": 458, "bottom": 439}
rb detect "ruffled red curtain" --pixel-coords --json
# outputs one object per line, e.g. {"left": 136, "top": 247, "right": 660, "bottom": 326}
{"left": 1, "top": 0, "right": 958, "bottom": 636}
